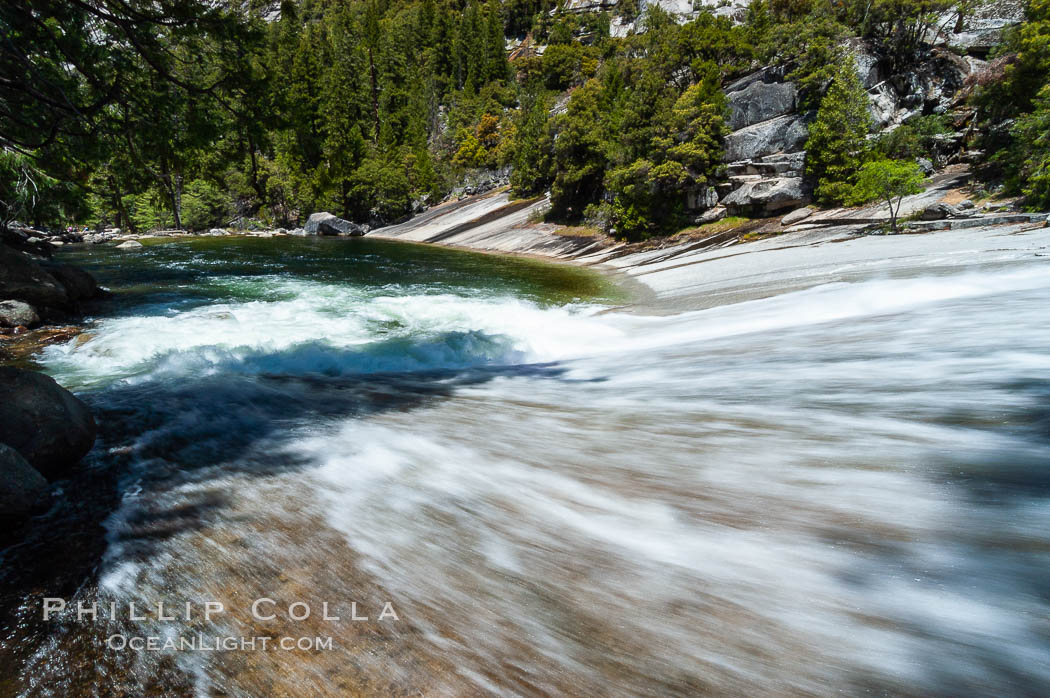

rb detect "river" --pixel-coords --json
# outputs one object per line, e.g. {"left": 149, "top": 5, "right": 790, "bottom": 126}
{"left": 2, "top": 235, "right": 1049, "bottom": 696}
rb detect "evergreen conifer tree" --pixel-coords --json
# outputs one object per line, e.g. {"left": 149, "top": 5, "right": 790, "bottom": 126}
{"left": 804, "top": 57, "right": 873, "bottom": 205}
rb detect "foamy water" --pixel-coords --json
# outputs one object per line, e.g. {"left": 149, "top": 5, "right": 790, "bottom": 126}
{"left": 10, "top": 238, "right": 1050, "bottom": 696}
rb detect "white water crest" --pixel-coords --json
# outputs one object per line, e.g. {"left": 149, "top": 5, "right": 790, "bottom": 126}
{"left": 31, "top": 251, "right": 1050, "bottom": 696}
{"left": 42, "top": 276, "right": 620, "bottom": 388}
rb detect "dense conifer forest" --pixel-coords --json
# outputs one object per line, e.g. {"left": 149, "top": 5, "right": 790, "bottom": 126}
{"left": 2, "top": 0, "right": 1049, "bottom": 240}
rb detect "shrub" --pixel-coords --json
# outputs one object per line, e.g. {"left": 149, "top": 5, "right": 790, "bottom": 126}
{"left": 181, "top": 179, "right": 231, "bottom": 231}
{"left": 849, "top": 158, "right": 925, "bottom": 232}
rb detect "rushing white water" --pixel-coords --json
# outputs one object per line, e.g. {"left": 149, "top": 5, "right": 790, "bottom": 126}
{"left": 23, "top": 242, "right": 1050, "bottom": 696}
{"left": 43, "top": 280, "right": 618, "bottom": 387}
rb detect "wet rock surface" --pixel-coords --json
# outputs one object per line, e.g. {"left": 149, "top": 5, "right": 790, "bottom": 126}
{"left": 0, "top": 242, "right": 70, "bottom": 310}
{"left": 0, "top": 299, "right": 40, "bottom": 328}
{"left": 0, "top": 443, "right": 49, "bottom": 521}
{"left": 0, "top": 366, "right": 97, "bottom": 480}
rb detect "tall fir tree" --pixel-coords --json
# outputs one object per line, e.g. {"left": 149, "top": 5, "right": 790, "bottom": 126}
{"left": 804, "top": 57, "right": 873, "bottom": 205}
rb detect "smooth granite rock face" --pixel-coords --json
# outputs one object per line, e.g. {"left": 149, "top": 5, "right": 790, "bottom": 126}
{"left": 727, "top": 80, "right": 797, "bottom": 131}
{"left": 0, "top": 367, "right": 97, "bottom": 480}
{"left": 781, "top": 206, "right": 815, "bottom": 226}
{"left": 848, "top": 39, "right": 883, "bottom": 89}
{"left": 723, "top": 114, "right": 810, "bottom": 163}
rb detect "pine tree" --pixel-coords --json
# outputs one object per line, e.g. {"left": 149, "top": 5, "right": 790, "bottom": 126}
{"left": 804, "top": 57, "right": 873, "bottom": 205}
{"left": 485, "top": 0, "right": 508, "bottom": 84}
{"left": 550, "top": 79, "right": 607, "bottom": 218}
{"left": 1013, "top": 84, "right": 1050, "bottom": 210}
{"left": 509, "top": 91, "right": 553, "bottom": 195}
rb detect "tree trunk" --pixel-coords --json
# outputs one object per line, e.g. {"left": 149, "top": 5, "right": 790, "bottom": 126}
{"left": 157, "top": 159, "right": 181, "bottom": 230}
{"left": 109, "top": 176, "right": 135, "bottom": 234}
{"left": 173, "top": 173, "right": 182, "bottom": 230}
{"left": 368, "top": 46, "right": 380, "bottom": 143}
{"left": 248, "top": 134, "right": 266, "bottom": 203}
{"left": 888, "top": 195, "right": 900, "bottom": 233}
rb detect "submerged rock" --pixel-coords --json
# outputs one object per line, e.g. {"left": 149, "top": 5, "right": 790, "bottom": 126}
{"left": 0, "top": 443, "right": 48, "bottom": 521}
{"left": 117, "top": 240, "right": 144, "bottom": 249}
{"left": 0, "top": 299, "right": 40, "bottom": 328}
{"left": 304, "top": 212, "right": 365, "bottom": 236}
{"left": 0, "top": 367, "right": 96, "bottom": 480}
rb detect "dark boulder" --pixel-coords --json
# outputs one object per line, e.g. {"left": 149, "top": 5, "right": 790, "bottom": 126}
{"left": 0, "top": 443, "right": 49, "bottom": 521}
{"left": 0, "top": 243, "right": 68, "bottom": 310}
{"left": 304, "top": 212, "right": 365, "bottom": 236}
{"left": 0, "top": 367, "right": 96, "bottom": 480}
{"left": 42, "top": 262, "right": 99, "bottom": 302}
{"left": 2, "top": 226, "right": 53, "bottom": 258}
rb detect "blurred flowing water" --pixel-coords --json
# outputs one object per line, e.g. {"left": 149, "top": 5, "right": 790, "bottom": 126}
{"left": 2, "top": 236, "right": 1049, "bottom": 696}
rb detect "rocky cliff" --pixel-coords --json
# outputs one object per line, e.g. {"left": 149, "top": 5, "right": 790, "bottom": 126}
{"left": 528, "top": 1, "right": 1025, "bottom": 221}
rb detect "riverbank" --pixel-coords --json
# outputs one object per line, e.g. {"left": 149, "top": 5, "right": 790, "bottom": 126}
{"left": 3, "top": 210, "right": 1050, "bottom": 695}
{"left": 0, "top": 228, "right": 106, "bottom": 524}
{"left": 368, "top": 178, "right": 1050, "bottom": 313}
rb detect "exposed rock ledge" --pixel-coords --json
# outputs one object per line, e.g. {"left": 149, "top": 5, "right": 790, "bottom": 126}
{"left": 368, "top": 189, "right": 613, "bottom": 260}
{"left": 367, "top": 175, "right": 1050, "bottom": 313}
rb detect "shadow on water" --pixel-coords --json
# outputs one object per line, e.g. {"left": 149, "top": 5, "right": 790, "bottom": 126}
{"left": 0, "top": 335, "right": 568, "bottom": 686}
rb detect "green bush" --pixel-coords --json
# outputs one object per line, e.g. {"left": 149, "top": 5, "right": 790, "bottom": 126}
{"left": 849, "top": 158, "right": 925, "bottom": 231}
{"left": 181, "top": 179, "right": 231, "bottom": 231}
{"left": 875, "top": 115, "right": 949, "bottom": 161}
{"left": 128, "top": 190, "right": 174, "bottom": 231}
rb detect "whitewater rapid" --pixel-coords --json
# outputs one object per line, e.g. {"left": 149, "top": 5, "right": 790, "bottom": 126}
{"left": 13, "top": 237, "right": 1050, "bottom": 696}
